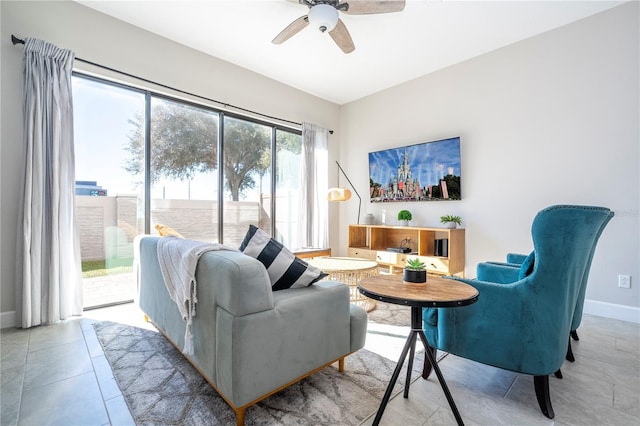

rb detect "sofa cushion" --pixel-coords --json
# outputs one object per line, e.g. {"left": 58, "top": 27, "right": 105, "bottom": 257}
{"left": 239, "top": 225, "right": 327, "bottom": 290}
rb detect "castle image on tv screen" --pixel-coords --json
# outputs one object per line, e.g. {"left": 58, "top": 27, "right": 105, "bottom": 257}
{"left": 369, "top": 137, "right": 461, "bottom": 202}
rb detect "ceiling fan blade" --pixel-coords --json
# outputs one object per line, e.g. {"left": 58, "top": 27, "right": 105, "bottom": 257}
{"left": 341, "top": 0, "right": 406, "bottom": 15}
{"left": 272, "top": 15, "right": 309, "bottom": 44}
{"left": 329, "top": 19, "right": 355, "bottom": 54}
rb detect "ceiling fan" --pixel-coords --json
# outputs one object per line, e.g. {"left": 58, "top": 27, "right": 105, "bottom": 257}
{"left": 272, "top": 0, "right": 406, "bottom": 54}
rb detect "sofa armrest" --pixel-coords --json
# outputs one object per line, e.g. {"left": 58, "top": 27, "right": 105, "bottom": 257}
{"left": 195, "top": 250, "right": 274, "bottom": 316}
{"left": 215, "top": 280, "right": 356, "bottom": 407}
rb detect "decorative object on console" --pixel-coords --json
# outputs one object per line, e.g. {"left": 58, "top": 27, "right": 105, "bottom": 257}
{"left": 239, "top": 225, "right": 327, "bottom": 290}
{"left": 397, "top": 209, "right": 412, "bottom": 226}
{"left": 403, "top": 257, "right": 427, "bottom": 283}
{"left": 434, "top": 238, "right": 449, "bottom": 257}
{"left": 369, "top": 137, "right": 461, "bottom": 203}
{"left": 327, "top": 160, "right": 362, "bottom": 224}
{"left": 440, "top": 215, "right": 462, "bottom": 229}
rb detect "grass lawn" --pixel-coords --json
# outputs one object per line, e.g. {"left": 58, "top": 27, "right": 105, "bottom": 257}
{"left": 82, "top": 259, "right": 133, "bottom": 278}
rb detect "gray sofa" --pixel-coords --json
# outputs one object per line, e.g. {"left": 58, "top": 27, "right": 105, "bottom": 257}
{"left": 137, "top": 236, "right": 368, "bottom": 425}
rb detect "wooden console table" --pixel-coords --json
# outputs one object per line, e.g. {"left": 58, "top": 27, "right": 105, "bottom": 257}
{"left": 348, "top": 224, "right": 465, "bottom": 277}
{"left": 292, "top": 247, "right": 331, "bottom": 259}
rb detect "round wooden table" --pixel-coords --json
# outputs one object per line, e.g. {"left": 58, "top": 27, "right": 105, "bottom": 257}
{"left": 306, "top": 257, "right": 379, "bottom": 312}
{"left": 358, "top": 274, "right": 479, "bottom": 426}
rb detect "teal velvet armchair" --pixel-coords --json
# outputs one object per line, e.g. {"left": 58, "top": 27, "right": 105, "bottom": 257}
{"left": 484, "top": 205, "right": 614, "bottom": 362}
{"left": 422, "top": 205, "right": 614, "bottom": 419}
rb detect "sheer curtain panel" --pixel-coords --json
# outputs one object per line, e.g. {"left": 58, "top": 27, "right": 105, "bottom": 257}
{"left": 16, "top": 38, "right": 82, "bottom": 327}
{"left": 298, "top": 122, "right": 329, "bottom": 249}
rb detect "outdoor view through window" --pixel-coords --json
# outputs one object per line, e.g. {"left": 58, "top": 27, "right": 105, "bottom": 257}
{"left": 73, "top": 75, "right": 303, "bottom": 309}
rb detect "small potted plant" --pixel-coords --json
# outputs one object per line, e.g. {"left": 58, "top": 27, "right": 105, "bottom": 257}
{"left": 397, "top": 209, "right": 412, "bottom": 226}
{"left": 404, "top": 257, "right": 427, "bottom": 283}
{"left": 440, "top": 214, "right": 462, "bottom": 229}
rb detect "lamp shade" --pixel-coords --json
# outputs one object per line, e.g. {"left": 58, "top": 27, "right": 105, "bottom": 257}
{"left": 308, "top": 4, "right": 339, "bottom": 32}
{"left": 327, "top": 187, "right": 352, "bottom": 202}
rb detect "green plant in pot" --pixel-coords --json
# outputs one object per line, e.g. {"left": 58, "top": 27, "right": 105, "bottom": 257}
{"left": 440, "top": 214, "right": 462, "bottom": 229}
{"left": 397, "top": 209, "right": 412, "bottom": 226}
{"left": 404, "top": 257, "right": 427, "bottom": 283}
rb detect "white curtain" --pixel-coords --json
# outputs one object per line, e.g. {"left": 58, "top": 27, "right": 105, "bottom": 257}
{"left": 297, "top": 122, "right": 329, "bottom": 249}
{"left": 16, "top": 38, "right": 82, "bottom": 327}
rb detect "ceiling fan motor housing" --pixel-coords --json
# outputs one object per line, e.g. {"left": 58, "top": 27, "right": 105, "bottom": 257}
{"left": 308, "top": 4, "right": 339, "bottom": 32}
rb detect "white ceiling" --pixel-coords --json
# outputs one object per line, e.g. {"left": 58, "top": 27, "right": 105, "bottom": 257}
{"left": 76, "top": 0, "right": 625, "bottom": 105}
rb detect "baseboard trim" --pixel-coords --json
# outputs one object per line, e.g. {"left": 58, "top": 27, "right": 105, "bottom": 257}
{"left": 1, "top": 311, "right": 16, "bottom": 329}
{"left": 584, "top": 299, "right": 640, "bottom": 324}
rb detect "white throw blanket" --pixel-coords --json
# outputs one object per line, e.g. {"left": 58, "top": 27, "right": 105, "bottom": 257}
{"left": 157, "top": 237, "right": 236, "bottom": 355}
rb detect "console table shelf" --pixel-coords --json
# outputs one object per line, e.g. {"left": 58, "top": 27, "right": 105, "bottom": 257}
{"left": 347, "top": 224, "right": 465, "bottom": 277}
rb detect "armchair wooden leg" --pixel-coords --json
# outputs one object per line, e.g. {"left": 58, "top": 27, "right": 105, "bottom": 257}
{"left": 534, "top": 375, "right": 555, "bottom": 419}
{"left": 338, "top": 357, "right": 345, "bottom": 372}
{"left": 566, "top": 338, "right": 575, "bottom": 362}
{"left": 421, "top": 345, "right": 437, "bottom": 380}
{"left": 570, "top": 330, "right": 579, "bottom": 341}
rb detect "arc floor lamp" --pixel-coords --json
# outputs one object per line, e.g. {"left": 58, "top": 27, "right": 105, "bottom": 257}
{"left": 327, "top": 161, "right": 362, "bottom": 224}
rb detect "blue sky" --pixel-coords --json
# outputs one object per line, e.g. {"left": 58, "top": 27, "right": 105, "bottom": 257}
{"left": 73, "top": 76, "right": 219, "bottom": 200}
{"left": 368, "top": 137, "right": 461, "bottom": 187}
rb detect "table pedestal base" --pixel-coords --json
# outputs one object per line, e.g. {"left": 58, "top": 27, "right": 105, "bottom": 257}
{"left": 372, "top": 307, "right": 464, "bottom": 426}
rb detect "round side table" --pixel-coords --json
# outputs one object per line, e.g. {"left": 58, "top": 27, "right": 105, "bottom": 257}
{"left": 306, "top": 257, "right": 379, "bottom": 312}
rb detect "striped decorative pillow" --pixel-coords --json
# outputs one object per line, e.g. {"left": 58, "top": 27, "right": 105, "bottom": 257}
{"left": 239, "top": 225, "right": 327, "bottom": 291}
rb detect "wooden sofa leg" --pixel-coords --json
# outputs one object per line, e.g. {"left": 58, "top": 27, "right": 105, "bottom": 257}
{"left": 534, "top": 375, "right": 555, "bottom": 419}
{"left": 143, "top": 314, "right": 149, "bottom": 323}
{"left": 338, "top": 357, "right": 345, "bottom": 372}
{"left": 235, "top": 408, "right": 245, "bottom": 426}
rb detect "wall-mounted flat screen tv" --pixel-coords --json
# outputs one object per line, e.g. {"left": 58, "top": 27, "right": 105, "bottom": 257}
{"left": 369, "top": 137, "right": 461, "bottom": 202}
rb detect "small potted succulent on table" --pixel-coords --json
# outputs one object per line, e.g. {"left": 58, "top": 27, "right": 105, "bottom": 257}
{"left": 440, "top": 214, "right": 462, "bottom": 229}
{"left": 397, "top": 209, "right": 412, "bottom": 226}
{"left": 404, "top": 257, "right": 427, "bottom": 283}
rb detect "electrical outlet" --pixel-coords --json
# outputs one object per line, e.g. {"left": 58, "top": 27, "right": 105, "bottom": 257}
{"left": 618, "top": 274, "right": 631, "bottom": 289}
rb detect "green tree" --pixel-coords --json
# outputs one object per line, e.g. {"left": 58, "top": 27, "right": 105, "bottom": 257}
{"left": 124, "top": 101, "right": 217, "bottom": 184}
{"left": 441, "top": 174, "right": 461, "bottom": 200}
{"left": 125, "top": 101, "right": 288, "bottom": 201}
{"left": 223, "top": 117, "right": 270, "bottom": 201}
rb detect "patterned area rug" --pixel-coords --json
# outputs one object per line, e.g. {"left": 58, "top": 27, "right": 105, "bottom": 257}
{"left": 94, "top": 307, "right": 439, "bottom": 425}
{"left": 366, "top": 300, "right": 412, "bottom": 326}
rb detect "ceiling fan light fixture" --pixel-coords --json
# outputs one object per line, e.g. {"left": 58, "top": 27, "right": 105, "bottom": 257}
{"left": 308, "top": 4, "right": 339, "bottom": 33}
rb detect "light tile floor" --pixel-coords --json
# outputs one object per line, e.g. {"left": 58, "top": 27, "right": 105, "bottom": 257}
{"left": 1, "top": 304, "right": 638, "bottom": 426}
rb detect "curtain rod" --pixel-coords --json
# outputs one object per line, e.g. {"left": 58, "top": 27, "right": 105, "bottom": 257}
{"left": 11, "top": 35, "right": 333, "bottom": 134}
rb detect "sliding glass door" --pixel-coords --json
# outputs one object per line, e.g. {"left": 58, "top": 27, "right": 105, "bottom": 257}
{"left": 222, "top": 116, "right": 272, "bottom": 247}
{"left": 73, "top": 73, "right": 304, "bottom": 308}
{"left": 148, "top": 97, "right": 220, "bottom": 242}
{"left": 73, "top": 76, "right": 145, "bottom": 309}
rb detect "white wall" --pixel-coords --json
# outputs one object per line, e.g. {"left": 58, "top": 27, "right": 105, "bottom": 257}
{"left": 339, "top": 2, "right": 639, "bottom": 319}
{"left": 0, "top": 1, "right": 341, "bottom": 321}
